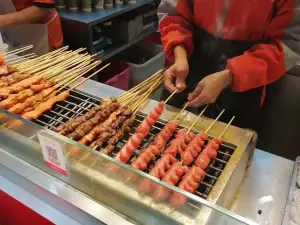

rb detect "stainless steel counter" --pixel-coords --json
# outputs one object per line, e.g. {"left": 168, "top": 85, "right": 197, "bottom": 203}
{"left": 231, "top": 150, "right": 294, "bottom": 225}
{"left": 0, "top": 79, "right": 295, "bottom": 225}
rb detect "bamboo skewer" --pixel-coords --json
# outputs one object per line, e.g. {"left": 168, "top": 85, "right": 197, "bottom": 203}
{"left": 15, "top": 46, "right": 69, "bottom": 69}
{"left": 6, "top": 53, "right": 36, "bottom": 62}
{"left": 5, "top": 45, "right": 33, "bottom": 56}
{"left": 172, "top": 102, "right": 190, "bottom": 122}
{"left": 218, "top": 116, "right": 235, "bottom": 138}
{"left": 164, "top": 89, "right": 178, "bottom": 105}
{"left": 18, "top": 48, "right": 85, "bottom": 73}
{"left": 68, "top": 63, "right": 110, "bottom": 92}
{"left": 117, "top": 69, "right": 164, "bottom": 101}
{"left": 41, "top": 53, "right": 93, "bottom": 78}
{"left": 205, "top": 109, "right": 225, "bottom": 133}
{"left": 57, "top": 61, "right": 102, "bottom": 91}
{"left": 7, "top": 55, "right": 37, "bottom": 65}
{"left": 187, "top": 105, "right": 209, "bottom": 133}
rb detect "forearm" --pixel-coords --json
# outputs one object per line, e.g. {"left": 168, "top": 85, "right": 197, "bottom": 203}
{"left": 174, "top": 45, "right": 188, "bottom": 64}
{"left": 0, "top": 6, "right": 51, "bottom": 28}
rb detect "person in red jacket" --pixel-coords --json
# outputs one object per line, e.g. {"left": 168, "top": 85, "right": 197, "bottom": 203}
{"left": 0, "top": 0, "right": 63, "bottom": 54}
{"left": 158, "top": 0, "right": 300, "bottom": 128}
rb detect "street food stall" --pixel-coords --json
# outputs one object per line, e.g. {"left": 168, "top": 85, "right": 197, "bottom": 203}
{"left": 0, "top": 47, "right": 299, "bottom": 225}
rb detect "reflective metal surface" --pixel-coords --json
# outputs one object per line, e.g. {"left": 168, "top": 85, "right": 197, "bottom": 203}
{"left": 231, "top": 149, "right": 294, "bottom": 225}
{"left": 0, "top": 148, "right": 134, "bottom": 225}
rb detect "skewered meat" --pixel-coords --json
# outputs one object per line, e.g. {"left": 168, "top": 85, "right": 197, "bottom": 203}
{"left": 152, "top": 162, "right": 188, "bottom": 201}
{"left": 12, "top": 90, "right": 56, "bottom": 114}
{"left": 112, "top": 101, "right": 164, "bottom": 166}
{"left": 0, "top": 53, "right": 5, "bottom": 66}
{"left": 22, "top": 91, "right": 70, "bottom": 120}
{"left": 194, "top": 138, "right": 223, "bottom": 169}
{"left": 164, "top": 129, "right": 195, "bottom": 157}
{"left": 0, "top": 72, "right": 30, "bottom": 88}
{"left": 9, "top": 87, "right": 55, "bottom": 114}
{"left": 22, "top": 91, "right": 57, "bottom": 114}
{"left": 100, "top": 115, "right": 135, "bottom": 155}
{"left": 53, "top": 99, "right": 115, "bottom": 134}
{"left": 7, "top": 65, "right": 18, "bottom": 74}
{"left": 78, "top": 107, "right": 123, "bottom": 145}
{"left": 89, "top": 114, "right": 128, "bottom": 148}
{"left": 0, "top": 65, "right": 8, "bottom": 76}
{"left": 0, "top": 80, "right": 54, "bottom": 109}
{"left": 125, "top": 122, "right": 179, "bottom": 181}
{"left": 180, "top": 131, "right": 208, "bottom": 165}
{"left": 0, "top": 75, "right": 43, "bottom": 99}
{"left": 67, "top": 102, "right": 119, "bottom": 140}
{"left": 169, "top": 166, "right": 206, "bottom": 207}
{"left": 135, "top": 101, "right": 164, "bottom": 135}
{"left": 137, "top": 154, "right": 177, "bottom": 193}
{"left": 30, "top": 79, "right": 55, "bottom": 92}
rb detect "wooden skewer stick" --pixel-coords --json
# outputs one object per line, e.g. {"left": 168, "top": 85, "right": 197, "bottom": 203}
{"left": 56, "top": 62, "right": 100, "bottom": 90}
{"left": 187, "top": 105, "right": 209, "bottom": 133}
{"left": 132, "top": 77, "right": 163, "bottom": 113}
{"left": 205, "top": 109, "right": 225, "bottom": 133}
{"left": 218, "top": 116, "right": 235, "bottom": 138}
{"left": 53, "top": 61, "right": 92, "bottom": 82}
{"left": 51, "top": 60, "right": 92, "bottom": 82}
{"left": 15, "top": 46, "right": 69, "bottom": 68}
{"left": 172, "top": 101, "right": 190, "bottom": 122}
{"left": 6, "top": 53, "right": 36, "bottom": 62}
{"left": 5, "top": 45, "right": 33, "bottom": 56}
{"left": 20, "top": 48, "right": 84, "bottom": 73}
{"left": 122, "top": 78, "right": 160, "bottom": 108}
{"left": 7, "top": 55, "right": 36, "bottom": 65}
{"left": 118, "top": 69, "right": 164, "bottom": 100}
{"left": 68, "top": 63, "right": 110, "bottom": 91}
{"left": 42, "top": 54, "right": 93, "bottom": 78}
{"left": 164, "top": 89, "right": 178, "bottom": 105}
{"left": 38, "top": 53, "right": 88, "bottom": 76}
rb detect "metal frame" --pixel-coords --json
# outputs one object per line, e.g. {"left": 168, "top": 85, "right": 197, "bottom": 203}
{"left": 0, "top": 80, "right": 258, "bottom": 225}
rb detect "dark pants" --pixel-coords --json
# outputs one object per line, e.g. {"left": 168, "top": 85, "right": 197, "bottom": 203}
{"left": 160, "top": 28, "right": 263, "bottom": 130}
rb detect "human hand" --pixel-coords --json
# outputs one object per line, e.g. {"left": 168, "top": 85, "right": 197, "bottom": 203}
{"left": 187, "top": 70, "right": 232, "bottom": 107}
{"left": 164, "top": 59, "right": 189, "bottom": 93}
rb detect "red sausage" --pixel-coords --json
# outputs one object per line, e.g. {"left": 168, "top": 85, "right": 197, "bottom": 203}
{"left": 169, "top": 166, "right": 205, "bottom": 207}
{"left": 164, "top": 129, "right": 194, "bottom": 156}
{"left": 194, "top": 139, "right": 222, "bottom": 169}
{"left": 152, "top": 162, "right": 188, "bottom": 201}
{"left": 126, "top": 122, "right": 179, "bottom": 180}
{"left": 138, "top": 154, "right": 176, "bottom": 193}
{"left": 180, "top": 131, "right": 208, "bottom": 165}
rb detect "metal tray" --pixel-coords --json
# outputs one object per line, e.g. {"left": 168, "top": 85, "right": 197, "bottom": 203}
{"left": 282, "top": 156, "right": 300, "bottom": 225}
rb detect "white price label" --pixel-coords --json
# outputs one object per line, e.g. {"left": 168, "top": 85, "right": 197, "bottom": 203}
{"left": 38, "top": 134, "right": 67, "bottom": 176}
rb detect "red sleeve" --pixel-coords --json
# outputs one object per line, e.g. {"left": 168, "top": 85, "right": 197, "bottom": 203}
{"left": 226, "top": 0, "right": 300, "bottom": 92}
{"left": 158, "top": 0, "right": 194, "bottom": 62}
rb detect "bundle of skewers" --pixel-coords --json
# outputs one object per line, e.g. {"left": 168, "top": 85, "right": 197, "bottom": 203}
{"left": 53, "top": 69, "right": 165, "bottom": 157}
{"left": 0, "top": 45, "right": 110, "bottom": 123}
{"left": 0, "top": 45, "right": 37, "bottom": 76}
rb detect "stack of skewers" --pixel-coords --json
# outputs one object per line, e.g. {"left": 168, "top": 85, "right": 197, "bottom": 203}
{"left": 0, "top": 45, "right": 110, "bottom": 123}
{"left": 53, "top": 69, "right": 165, "bottom": 157}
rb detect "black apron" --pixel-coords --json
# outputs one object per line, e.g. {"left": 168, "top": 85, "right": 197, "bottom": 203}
{"left": 161, "top": 27, "right": 263, "bottom": 129}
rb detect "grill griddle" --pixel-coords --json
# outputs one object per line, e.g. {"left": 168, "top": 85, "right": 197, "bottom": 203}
{"left": 33, "top": 89, "right": 237, "bottom": 201}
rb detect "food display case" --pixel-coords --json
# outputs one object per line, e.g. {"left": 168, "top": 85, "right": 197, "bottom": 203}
{"left": 0, "top": 78, "right": 259, "bottom": 225}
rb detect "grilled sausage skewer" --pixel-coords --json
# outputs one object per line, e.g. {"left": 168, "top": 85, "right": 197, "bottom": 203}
{"left": 151, "top": 109, "right": 224, "bottom": 201}
{"left": 137, "top": 106, "right": 208, "bottom": 196}
{"left": 169, "top": 116, "right": 235, "bottom": 208}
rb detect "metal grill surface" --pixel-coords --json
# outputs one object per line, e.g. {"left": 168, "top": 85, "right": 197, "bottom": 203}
{"left": 33, "top": 90, "right": 237, "bottom": 200}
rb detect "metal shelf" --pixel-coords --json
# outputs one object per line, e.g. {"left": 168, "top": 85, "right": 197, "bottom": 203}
{"left": 97, "top": 24, "right": 157, "bottom": 61}
{"left": 58, "top": 0, "right": 153, "bottom": 26}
